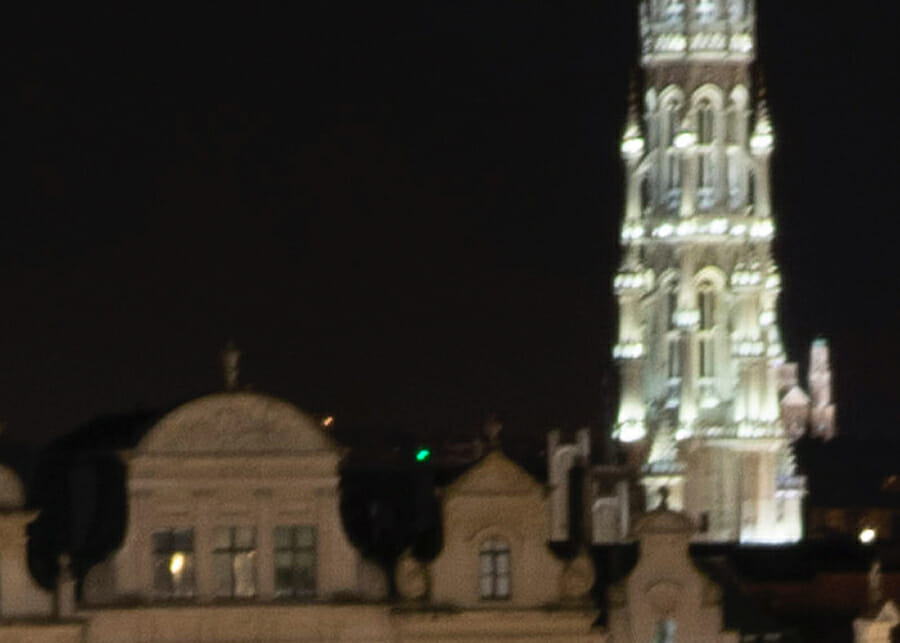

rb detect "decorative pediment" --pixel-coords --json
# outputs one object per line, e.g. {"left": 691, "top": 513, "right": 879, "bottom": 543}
{"left": 447, "top": 450, "right": 541, "bottom": 497}
{"left": 137, "top": 392, "right": 336, "bottom": 456}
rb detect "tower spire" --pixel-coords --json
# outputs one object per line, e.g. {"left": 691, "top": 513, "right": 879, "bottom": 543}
{"left": 613, "top": 0, "right": 804, "bottom": 543}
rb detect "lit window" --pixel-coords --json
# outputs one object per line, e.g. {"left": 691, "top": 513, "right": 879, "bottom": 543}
{"left": 274, "top": 525, "right": 317, "bottom": 599}
{"left": 662, "top": 0, "right": 684, "bottom": 21}
{"left": 667, "top": 289, "right": 679, "bottom": 331}
{"left": 153, "top": 527, "right": 195, "bottom": 599}
{"left": 729, "top": 0, "right": 749, "bottom": 21}
{"left": 213, "top": 526, "right": 257, "bottom": 598}
{"left": 695, "top": 0, "right": 717, "bottom": 22}
{"left": 479, "top": 538, "right": 511, "bottom": 600}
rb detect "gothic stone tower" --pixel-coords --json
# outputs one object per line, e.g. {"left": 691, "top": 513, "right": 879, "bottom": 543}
{"left": 612, "top": 0, "right": 804, "bottom": 543}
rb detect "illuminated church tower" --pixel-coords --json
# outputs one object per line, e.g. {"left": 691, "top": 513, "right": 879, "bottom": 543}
{"left": 612, "top": 0, "right": 806, "bottom": 543}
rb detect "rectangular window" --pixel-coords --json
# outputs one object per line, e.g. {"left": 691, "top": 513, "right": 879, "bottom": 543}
{"left": 152, "top": 527, "right": 195, "bottom": 599}
{"left": 479, "top": 538, "right": 511, "bottom": 600}
{"left": 213, "top": 526, "right": 257, "bottom": 598}
{"left": 695, "top": 0, "right": 717, "bottom": 22}
{"left": 274, "top": 525, "right": 317, "bottom": 599}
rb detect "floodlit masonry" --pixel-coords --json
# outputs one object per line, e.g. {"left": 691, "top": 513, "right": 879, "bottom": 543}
{"left": 610, "top": 0, "right": 835, "bottom": 544}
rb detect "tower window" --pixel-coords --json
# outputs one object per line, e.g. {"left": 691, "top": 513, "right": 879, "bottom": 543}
{"left": 667, "top": 290, "right": 679, "bottom": 331}
{"left": 668, "top": 337, "right": 682, "bottom": 379}
{"left": 699, "top": 290, "right": 715, "bottom": 329}
{"left": 698, "top": 153, "right": 716, "bottom": 209}
{"left": 729, "top": 0, "right": 750, "bottom": 21}
{"left": 660, "top": 0, "right": 685, "bottom": 21}
{"left": 479, "top": 538, "right": 511, "bottom": 600}
{"left": 695, "top": 0, "right": 718, "bottom": 23}
{"left": 697, "top": 101, "right": 715, "bottom": 145}
{"left": 699, "top": 338, "right": 715, "bottom": 378}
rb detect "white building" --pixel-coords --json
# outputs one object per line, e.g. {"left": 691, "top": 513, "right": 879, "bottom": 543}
{"left": 610, "top": 0, "right": 834, "bottom": 543}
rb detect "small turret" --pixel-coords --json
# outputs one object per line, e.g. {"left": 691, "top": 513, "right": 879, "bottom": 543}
{"left": 808, "top": 338, "right": 837, "bottom": 440}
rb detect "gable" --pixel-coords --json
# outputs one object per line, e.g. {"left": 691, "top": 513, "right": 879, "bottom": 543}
{"left": 446, "top": 450, "right": 542, "bottom": 497}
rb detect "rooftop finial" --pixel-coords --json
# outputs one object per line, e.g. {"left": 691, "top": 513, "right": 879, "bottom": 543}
{"left": 868, "top": 559, "right": 884, "bottom": 612}
{"left": 221, "top": 340, "right": 241, "bottom": 391}
{"left": 483, "top": 413, "right": 503, "bottom": 448}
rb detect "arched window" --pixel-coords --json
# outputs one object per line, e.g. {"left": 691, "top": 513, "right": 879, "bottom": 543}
{"left": 641, "top": 175, "right": 654, "bottom": 213}
{"left": 662, "top": 99, "right": 682, "bottom": 210}
{"left": 479, "top": 538, "right": 511, "bottom": 600}
{"left": 697, "top": 283, "right": 716, "bottom": 378}
{"left": 697, "top": 100, "right": 715, "bottom": 145}
{"left": 696, "top": 100, "right": 716, "bottom": 209}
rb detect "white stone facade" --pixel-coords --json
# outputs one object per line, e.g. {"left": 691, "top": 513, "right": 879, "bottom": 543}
{"left": 613, "top": 0, "right": 808, "bottom": 543}
{"left": 110, "top": 392, "right": 360, "bottom": 603}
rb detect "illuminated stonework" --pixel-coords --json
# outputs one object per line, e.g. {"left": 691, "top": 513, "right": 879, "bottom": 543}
{"left": 613, "top": 0, "right": 812, "bottom": 543}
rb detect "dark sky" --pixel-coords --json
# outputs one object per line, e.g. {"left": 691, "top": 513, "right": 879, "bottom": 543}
{"left": 2, "top": 2, "right": 899, "bottom": 448}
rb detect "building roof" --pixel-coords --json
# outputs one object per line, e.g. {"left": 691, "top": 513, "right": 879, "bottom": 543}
{"left": 136, "top": 391, "right": 336, "bottom": 456}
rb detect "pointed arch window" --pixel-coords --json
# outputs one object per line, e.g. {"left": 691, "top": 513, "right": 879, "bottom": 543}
{"left": 697, "top": 101, "right": 715, "bottom": 145}
{"left": 696, "top": 100, "right": 717, "bottom": 209}
{"left": 479, "top": 538, "right": 511, "bottom": 600}
{"left": 662, "top": 99, "right": 682, "bottom": 210}
{"left": 697, "top": 282, "right": 717, "bottom": 379}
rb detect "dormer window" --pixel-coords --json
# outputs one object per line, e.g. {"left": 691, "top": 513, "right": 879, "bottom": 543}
{"left": 479, "top": 538, "right": 511, "bottom": 600}
{"left": 275, "top": 525, "right": 317, "bottom": 599}
{"left": 213, "top": 526, "right": 257, "bottom": 598}
{"left": 152, "top": 527, "right": 196, "bottom": 599}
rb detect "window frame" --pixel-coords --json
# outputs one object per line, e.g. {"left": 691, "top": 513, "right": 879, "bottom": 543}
{"left": 274, "top": 524, "right": 317, "bottom": 600}
{"left": 478, "top": 537, "right": 511, "bottom": 600}
{"left": 212, "top": 525, "right": 258, "bottom": 599}
{"left": 152, "top": 527, "right": 196, "bottom": 600}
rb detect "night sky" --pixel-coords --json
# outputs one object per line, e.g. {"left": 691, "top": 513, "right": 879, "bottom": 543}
{"left": 3, "top": 2, "right": 899, "bottom": 449}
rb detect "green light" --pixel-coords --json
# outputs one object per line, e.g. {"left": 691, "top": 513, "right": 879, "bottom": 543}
{"left": 415, "top": 448, "right": 431, "bottom": 462}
